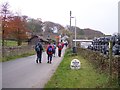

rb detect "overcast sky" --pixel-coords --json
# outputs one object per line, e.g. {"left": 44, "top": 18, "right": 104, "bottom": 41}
{"left": 1, "top": 0, "right": 119, "bottom": 35}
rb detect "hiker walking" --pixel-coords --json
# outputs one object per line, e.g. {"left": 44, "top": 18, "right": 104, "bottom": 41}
{"left": 53, "top": 43, "right": 56, "bottom": 57}
{"left": 64, "top": 41, "right": 68, "bottom": 47}
{"left": 58, "top": 42, "right": 63, "bottom": 57}
{"left": 46, "top": 43, "right": 54, "bottom": 64}
{"left": 35, "top": 41, "right": 43, "bottom": 63}
{"left": 61, "top": 42, "right": 64, "bottom": 48}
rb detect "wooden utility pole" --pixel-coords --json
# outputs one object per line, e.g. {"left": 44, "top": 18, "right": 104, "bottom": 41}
{"left": 118, "top": 56, "right": 120, "bottom": 87}
{"left": 118, "top": 1, "right": 120, "bottom": 87}
{"left": 109, "top": 40, "right": 113, "bottom": 85}
{"left": 69, "top": 11, "right": 72, "bottom": 48}
{"left": 70, "top": 11, "right": 71, "bottom": 30}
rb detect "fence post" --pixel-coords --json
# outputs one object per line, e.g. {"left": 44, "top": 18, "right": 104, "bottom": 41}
{"left": 109, "top": 40, "right": 113, "bottom": 85}
{"left": 118, "top": 56, "right": 120, "bottom": 87}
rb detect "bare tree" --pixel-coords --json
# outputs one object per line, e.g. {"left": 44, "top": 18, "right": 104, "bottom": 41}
{"left": 0, "top": 2, "right": 11, "bottom": 58}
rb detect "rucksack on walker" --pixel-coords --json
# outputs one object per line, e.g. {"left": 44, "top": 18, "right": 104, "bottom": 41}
{"left": 58, "top": 44, "right": 62, "bottom": 49}
{"left": 35, "top": 45, "right": 40, "bottom": 52}
{"left": 53, "top": 44, "right": 56, "bottom": 49}
{"left": 47, "top": 46, "right": 53, "bottom": 54}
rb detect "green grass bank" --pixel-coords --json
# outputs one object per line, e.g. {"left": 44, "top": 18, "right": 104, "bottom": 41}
{"left": 44, "top": 49, "right": 119, "bottom": 88}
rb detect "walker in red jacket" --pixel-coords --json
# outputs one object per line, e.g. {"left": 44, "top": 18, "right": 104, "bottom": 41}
{"left": 58, "top": 43, "right": 63, "bottom": 57}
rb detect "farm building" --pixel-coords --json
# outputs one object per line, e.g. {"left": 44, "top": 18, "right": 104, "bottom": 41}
{"left": 28, "top": 35, "right": 49, "bottom": 45}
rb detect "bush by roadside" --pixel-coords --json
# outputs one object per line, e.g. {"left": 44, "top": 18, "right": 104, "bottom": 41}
{"left": 77, "top": 47, "right": 119, "bottom": 87}
{"left": 77, "top": 48, "right": 119, "bottom": 77}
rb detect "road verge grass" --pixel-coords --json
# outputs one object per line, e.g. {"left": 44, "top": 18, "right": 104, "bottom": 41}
{"left": 44, "top": 48, "right": 118, "bottom": 88}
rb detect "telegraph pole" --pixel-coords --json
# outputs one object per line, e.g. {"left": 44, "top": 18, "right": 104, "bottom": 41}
{"left": 70, "top": 11, "right": 72, "bottom": 48}
{"left": 118, "top": 1, "right": 120, "bottom": 87}
{"left": 70, "top": 11, "right": 71, "bottom": 30}
{"left": 75, "top": 17, "right": 76, "bottom": 47}
{"left": 109, "top": 40, "right": 113, "bottom": 85}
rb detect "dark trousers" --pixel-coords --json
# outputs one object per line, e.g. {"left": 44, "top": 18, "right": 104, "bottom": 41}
{"left": 48, "top": 54, "right": 52, "bottom": 61}
{"left": 53, "top": 49, "right": 56, "bottom": 56}
{"left": 58, "top": 50, "right": 62, "bottom": 57}
{"left": 37, "top": 52, "right": 42, "bottom": 62}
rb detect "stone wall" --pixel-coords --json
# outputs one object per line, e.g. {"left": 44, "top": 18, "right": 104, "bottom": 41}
{"left": 2, "top": 44, "right": 48, "bottom": 58}
{"left": 3, "top": 45, "right": 34, "bottom": 57}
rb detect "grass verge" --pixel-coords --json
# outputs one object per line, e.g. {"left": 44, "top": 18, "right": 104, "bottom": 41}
{"left": 1, "top": 50, "right": 35, "bottom": 62}
{"left": 44, "top": 49, "right": 118, "bottom": 88}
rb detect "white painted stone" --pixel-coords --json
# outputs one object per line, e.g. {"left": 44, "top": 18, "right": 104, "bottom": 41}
{"left": 70, "top": 59, "right": 81, "bottom": 70}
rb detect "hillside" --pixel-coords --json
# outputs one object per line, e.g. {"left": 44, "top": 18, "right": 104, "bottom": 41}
{"left": 65, "top": 26, "right": 104, "bottom": 39}
{"left": 80, "top": 28, "right": 104, "bottom": 39}
{"left": 42, "top": 21, "right": 64, "bottom": 39}
{"left": 33, "top": 21, "right": 104, "bottom": 39}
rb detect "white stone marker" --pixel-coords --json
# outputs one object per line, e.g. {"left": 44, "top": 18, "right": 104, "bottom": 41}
{"left": 70, "top": 59, "right": 81, "bottom": 70}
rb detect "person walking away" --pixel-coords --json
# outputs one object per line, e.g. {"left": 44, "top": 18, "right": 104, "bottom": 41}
{"left": 58, "top": 43, "right": 63, "bottom": 57}
{"left": 65, "top": 41, "right": 68, "bottom": 47}
{"left": 62, "top": 42, "right": 64, "bottom": 48}
{"left": 46, "top": 43, "right": 54, "bottom": 64}
{"left": 53, "top": 43, "right": 56, "bottom": 57}
{"left": 35, "top": 42, "right": 43, "bottom": 63}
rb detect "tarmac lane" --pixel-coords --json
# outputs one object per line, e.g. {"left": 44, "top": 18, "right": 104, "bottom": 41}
{"left": 2, "top": 47, "right": 66, "bottom": 88}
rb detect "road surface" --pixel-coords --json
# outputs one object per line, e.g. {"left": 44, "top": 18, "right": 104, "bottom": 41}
{"left": 2, "top": 47, "right": 66, "bottom": 88}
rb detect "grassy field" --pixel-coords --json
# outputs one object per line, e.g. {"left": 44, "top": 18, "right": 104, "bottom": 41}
{"left": 4, "top": 40, "right": 18, "bottom": 46}
{"left": 44, "top": 49, "right": 118, "bottom": 88}
{"left": 0, "top": 40, "right": 28, "bottom": 46}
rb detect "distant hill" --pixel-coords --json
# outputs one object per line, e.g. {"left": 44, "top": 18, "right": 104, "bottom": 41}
{"left": 65, "top": 26, "right": 104, "bottom": 39}
{"left": 42, "top": 21, "right": 64, "bottom": 33}
{"left": 38, "top": 21, "right": 104, "bottom": 39}
{"left": 80, "top": 28, "right": 104, "bottom": 39}
{"left": 42, "top": 21, "right": 64, "bottom": 39}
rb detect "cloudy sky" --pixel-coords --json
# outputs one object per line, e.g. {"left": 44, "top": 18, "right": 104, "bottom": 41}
{"left": 1, "top": 0, "right": 119, "bottom": 35}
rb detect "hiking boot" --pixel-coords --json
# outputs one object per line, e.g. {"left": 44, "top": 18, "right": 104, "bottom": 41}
{"left": 39, "top": 61, "right": 41, "bottom": 63}
{"left": 47, "top": 61, "right": 49, "bottom": 63}
{"left": 36, "top": 60, "right": 38, "bottom": 63}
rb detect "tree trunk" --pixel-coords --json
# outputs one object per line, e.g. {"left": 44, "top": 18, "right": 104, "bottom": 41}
{"left": 18, "top": 40, "right": 22, "bottom": 46}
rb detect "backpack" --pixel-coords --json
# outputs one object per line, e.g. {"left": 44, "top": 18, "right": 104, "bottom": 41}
{"left": 35, "top": 45, "right": 40, "bottom": 52}
{"left": 58, "top": 44, "right": 62, "bottom": 49}
{"left": 53, "top": 44, "right": 56, "bottom": 49}
{"left": 47, "top": 46, "right": 53, "bottom": 54}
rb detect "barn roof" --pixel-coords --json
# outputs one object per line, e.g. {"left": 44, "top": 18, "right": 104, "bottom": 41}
{"left": 28, "top": 35, "right": 48, "bottom": 42}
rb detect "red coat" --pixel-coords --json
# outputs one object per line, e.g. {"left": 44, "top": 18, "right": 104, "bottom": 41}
{"left": 58, "top": 43, "right": 62, "bottom": 50}
{"left": 62, "top": 43, "right": 64, "bottom": 48}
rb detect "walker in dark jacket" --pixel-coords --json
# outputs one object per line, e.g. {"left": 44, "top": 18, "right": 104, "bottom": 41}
{"left": 35, "top": 42, "right": 43, "bottom": 63}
